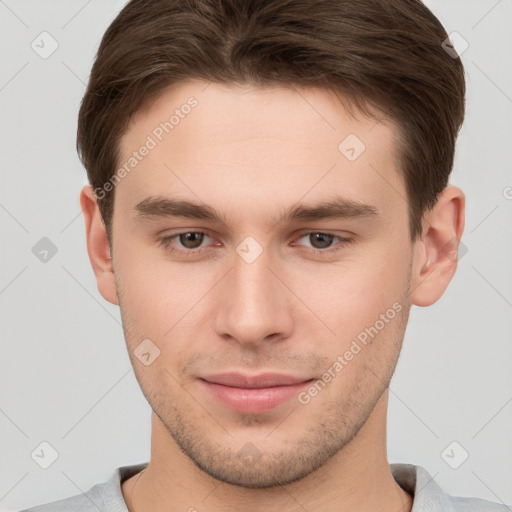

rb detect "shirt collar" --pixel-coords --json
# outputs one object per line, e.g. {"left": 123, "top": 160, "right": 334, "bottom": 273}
{"left": 112, "top": 462, "right": 451, "bottom": 511}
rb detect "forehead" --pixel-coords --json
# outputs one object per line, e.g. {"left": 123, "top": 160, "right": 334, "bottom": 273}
{"left": 116, "top": 80, "right": 404, "bottom": 224}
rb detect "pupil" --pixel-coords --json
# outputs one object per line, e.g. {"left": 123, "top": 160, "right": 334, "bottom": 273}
{"left": 180, "top": 232, "right": 203, "bottom": 249}
{"left": 311, "top": 233, "right": 333, "bottom": 249}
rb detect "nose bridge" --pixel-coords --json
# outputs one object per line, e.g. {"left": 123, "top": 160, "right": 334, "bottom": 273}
{"left": 234, "top": 248, "right": 275, "bottom": 308}
{"left": 215, "top": 240, "right": 293, "bottom": 344}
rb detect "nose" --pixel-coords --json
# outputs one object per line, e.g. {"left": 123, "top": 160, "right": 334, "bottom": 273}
{"left": 214, "top": 245, "right": 294, "bottom": 347}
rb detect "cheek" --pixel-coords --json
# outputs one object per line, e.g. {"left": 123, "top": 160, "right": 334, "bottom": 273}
{"left": 115, "top": 249, "right": 224, "bottom": 357}
{"left": 294, "top": 244, "right": 410, "bottom": 337}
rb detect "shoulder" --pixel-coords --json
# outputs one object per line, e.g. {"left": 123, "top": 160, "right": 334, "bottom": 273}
{"left": 390, "top": 463, "right": 511, "bottom": 512}
{"left": 19, "top": 490, "right": 98, "bottom": 512}
{"left": 449, "top": 495, "right": 511, "bottom": 512}
{"left": 19, "top": 463, "right": 148, "bottom": 512}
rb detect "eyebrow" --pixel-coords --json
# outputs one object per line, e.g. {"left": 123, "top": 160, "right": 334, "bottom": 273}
{"left": 134, "top": 195, "right": 379, "bottom": 226}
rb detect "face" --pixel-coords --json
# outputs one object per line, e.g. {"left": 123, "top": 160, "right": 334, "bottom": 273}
{"left": 109, "top": 81, "right": 415, "bottom": 487}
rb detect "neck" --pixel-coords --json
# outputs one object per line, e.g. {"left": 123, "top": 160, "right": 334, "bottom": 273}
{"left": 122, "top": 391, "right": 413, "bottom": 512}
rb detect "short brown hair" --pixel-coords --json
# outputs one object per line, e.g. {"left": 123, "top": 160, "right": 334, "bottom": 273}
{"left": 77, "top": 0, "right": 465, "bottom": 240}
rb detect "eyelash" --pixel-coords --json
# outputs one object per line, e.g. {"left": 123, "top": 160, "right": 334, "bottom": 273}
{"left": 157, "top": 231, "right": 354, "bottom": 257}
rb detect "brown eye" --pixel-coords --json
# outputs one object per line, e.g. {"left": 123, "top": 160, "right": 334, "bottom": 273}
{"left": 293, "top": 232, "right": 353, "bottom": 255}
{"left": 308, "top": 233, "right": 335, "bottom": 249}
{"left": 158, "top": 231, "right": 213, "bottom": 254}
{"left": 178, "top": 232, "right": 205, "bottom": 249}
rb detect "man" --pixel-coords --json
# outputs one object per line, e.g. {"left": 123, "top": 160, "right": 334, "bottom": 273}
{"left": 20, "top": 0, "right": 510, "bottom": 511}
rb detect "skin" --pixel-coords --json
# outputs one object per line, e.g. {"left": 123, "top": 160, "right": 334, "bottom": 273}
{"left": 81, "top": 80, "right": 464, "bottom": 512}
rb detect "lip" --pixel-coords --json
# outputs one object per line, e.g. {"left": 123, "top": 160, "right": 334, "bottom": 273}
{"left": 200, "top": 372, "right": 314, "bottom": 414}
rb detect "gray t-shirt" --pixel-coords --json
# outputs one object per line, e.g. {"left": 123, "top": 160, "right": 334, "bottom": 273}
{"left": 20, "top": 462, "right": 511, "bottom": 512}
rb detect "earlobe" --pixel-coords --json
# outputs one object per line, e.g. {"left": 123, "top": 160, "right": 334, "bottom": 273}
{"left": 80, "top": 185, "right": 119, "bottom": 305}
{"left": 410, "top": 185, "right": 465, "bottom": 307}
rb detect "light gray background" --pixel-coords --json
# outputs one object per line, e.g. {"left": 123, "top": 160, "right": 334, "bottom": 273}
{"left": 1, "top": 1, "right": 511, "bottom": 511}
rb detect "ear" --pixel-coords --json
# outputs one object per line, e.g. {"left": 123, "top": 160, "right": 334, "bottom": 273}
{"left": 80, "top": 185, "right": 119, "bottom": 305}
{"left": 410, "top": 185, "right": 465, "bottom": 307}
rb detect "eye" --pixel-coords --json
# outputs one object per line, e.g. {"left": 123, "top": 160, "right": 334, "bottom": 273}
{"left": 294, "top": 232, "right": 353, "bottom": 253}
{"left": 176, "top": 232, "right": 208, "bottom": 249}
{"left": 158, "top": 231, "right": 214, "bottom": 253}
